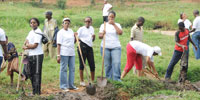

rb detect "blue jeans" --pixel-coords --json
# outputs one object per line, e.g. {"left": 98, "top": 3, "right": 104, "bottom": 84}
{"left": 60, "top": 56, "right": 76, "bottom": 89}
{"left": 0, "top": 57, "right": 3, "bottom": 71}
{"left": 192, "top": 31, "right": 200, "bottom": 59}
{"left": 101, "top": 47, "right": 121, "bottom": 81}
{"left": 165, "top": 50, "right": 186, "bottom": 79}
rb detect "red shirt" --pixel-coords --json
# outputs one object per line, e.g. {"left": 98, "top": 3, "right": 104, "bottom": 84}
{"left": 174, "top": 29, "right": 189, "bottom": 52}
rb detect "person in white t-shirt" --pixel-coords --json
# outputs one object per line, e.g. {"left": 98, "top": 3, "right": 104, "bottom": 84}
{"left": 76, "top": 17, "right": 95, "bottom": 86}
{"left": 178, "top": 13, "right": 192, "bottom": 30}
{"left": 102, "top": 0, "right": 112, "bottom": 22}
{"left": 121, "top": 41, "right": 162, "bottom": 79}
{"left": 190, "top": 10, "right": 200, "bottom": 59}
{"left": 0, "top": 28, "right": 8, "bottom": 71}
{"left": 57, "top": 18, "right": 78, "bottom": 92}
{"left": 99, "top": 11, "right": 123, "bottom": 81}
{"left": 22, "top": 18, "right": 44, "bottom": 95}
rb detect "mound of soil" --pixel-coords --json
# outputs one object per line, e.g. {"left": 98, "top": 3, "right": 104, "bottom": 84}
{"left": 53, "top": 83, "right": 117, "bottom": 100}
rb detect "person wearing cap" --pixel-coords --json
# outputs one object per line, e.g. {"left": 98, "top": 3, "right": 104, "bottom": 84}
{"left": 57, "top": 18, "right": 78, "bottom": 92}
{"left": 190, "top": 10, "right": 200, "bottom": 60}
{"left": 102, "top": 0, "right": 112, "bottom": 22}
{"left": 165, "top": 22, "right": 197, "bottom": 83}
{"left": 121, "top": 40, "right": 162, "bottom": 79}
{"left": 43, "top": 11, "right": 58, "bottom": 59}
{"left": 76, "top": 17, "right": 95, "bottom": 86}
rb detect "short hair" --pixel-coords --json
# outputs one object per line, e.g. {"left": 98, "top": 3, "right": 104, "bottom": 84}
{"left": 45, "top": 11, "right": 52, "bottom": 16}
{"left": 180, "top": 13, "right": 184, "bottom": 19}
{"left": 5, "top": 35, "right": 8, "bottom": 39}
{"left": 108, "top": 11, "right": 116, "bottom": 17}
{"left": 85, "top": 16, "right": 92, "bottom": 21}
{"left": 193, "top": 10, "right": 199, "bottom": 15}
{"left": 138, "top": 17, "right": 145, "bottom": 23}
{"left": 29, "top": 18, "right": 40, "bottom": 26}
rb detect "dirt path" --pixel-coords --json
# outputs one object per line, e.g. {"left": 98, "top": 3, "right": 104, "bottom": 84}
{"left": 151, "top": 30, "right": 176, "bottom": 36}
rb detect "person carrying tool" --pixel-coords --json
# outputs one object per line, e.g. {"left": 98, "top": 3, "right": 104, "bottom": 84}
{"left": 57, "top": 18, "right": 78, "bottom": 92}
{"left": 165, "top": 22, "right": 197, "bottom": 83}
{"left": 130, "top": 17, "right": 146, "bottom": 74}
{"left": 4, "top": 36, "right": 25, "bottom": 85}
{"left": 99, "top": 11, "right": 123, "bottom": 81}
{"left": 43, "top": 11, "right": 58, "bottom": 59}
{"left": 76, "top": 16, "right": 95, "bottom": 86}
{"left": 23, "top": 18, "right": 44, "bottom": 95}
{"left": 121, "top": 40, "right": 162, "bottom": 79}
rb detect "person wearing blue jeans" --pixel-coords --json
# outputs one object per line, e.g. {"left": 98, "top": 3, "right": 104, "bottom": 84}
{"left": 99, "top": 11, "right": 123, "bottom": 81}
{"left": 165, "top": 22, "right": 197, "bottom": 83}
{"left": 190, "top": 10, "right": 200, "bottom": 59}
{"left": 60, "top": 56, "right": 75, "bottom": 89}
{"left": 192, "top": 31, "right": 200, "bottom": 59}
{"left": 101, "top": 47, "right": 121, "bottom": 81}
{"left": 57, "top": 18, "right": 78, "bottom": 92}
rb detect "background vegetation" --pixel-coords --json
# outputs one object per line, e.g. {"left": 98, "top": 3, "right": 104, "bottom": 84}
{"left": 0, "top": 0, "right": 200, "bottom": 99}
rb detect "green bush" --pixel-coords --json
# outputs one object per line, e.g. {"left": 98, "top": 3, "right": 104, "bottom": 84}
{"left": 57, "top": 0, "right": 67, "bottom": 9}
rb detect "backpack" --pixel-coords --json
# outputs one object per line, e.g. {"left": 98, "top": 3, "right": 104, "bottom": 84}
{"left": 34, "top": 31, "right": 49, "bottom": 44}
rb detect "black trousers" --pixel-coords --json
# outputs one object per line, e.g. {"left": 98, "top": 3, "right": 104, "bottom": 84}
{"left": 77, "top": 41, "right": 95, "bottom": 72}
{"left": 28, "top": 54, "right": 44, "bottom": 95}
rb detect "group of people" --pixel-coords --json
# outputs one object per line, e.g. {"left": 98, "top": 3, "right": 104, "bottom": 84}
{"left": 0, "top": 0, "right": 199, "bottom": 96}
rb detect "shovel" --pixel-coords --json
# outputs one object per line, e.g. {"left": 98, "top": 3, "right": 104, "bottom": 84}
{"left": 97, "top": 22, "right": 107, "bottom": 87}
{"left": 16, "top": 51, "right": 25, "bottom": 92}
{"left": 75, "top": 34, "right": 96, "bottom": 95}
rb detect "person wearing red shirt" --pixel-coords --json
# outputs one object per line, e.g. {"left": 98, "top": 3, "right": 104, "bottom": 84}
{"left": 165, "top": 22, "right": 197, "bottom": 83}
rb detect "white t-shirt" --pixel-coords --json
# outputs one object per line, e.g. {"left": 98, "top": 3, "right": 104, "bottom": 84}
{"left": 178, "top": 19, "right": 192, "bottom": 30}
{"left": 26, "top": 28, "right": 43, "bottom": 56}
{"left": 77, "top": 26, "right": 94, "bottom": 47}
{"left": 57, "top": 28, "right": 75, "bottom": 56}
{"left": 129, "top": 40, "right": 154, "bottom": 62}
{"left": 103, "top": 3, "right": 112, "bottom": 16}
{"left": 193, "top": 16, "right": 200, "bottom": 32}
{"left": 0, "top": 28, "right": 6, "bottom": 57}
{"left": 99, "top": 22, "right": 122, "bottom": 49}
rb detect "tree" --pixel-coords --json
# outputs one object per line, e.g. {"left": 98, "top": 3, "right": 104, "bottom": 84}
{"left": 90, "top": 0, "right": 95, "bottom": 6}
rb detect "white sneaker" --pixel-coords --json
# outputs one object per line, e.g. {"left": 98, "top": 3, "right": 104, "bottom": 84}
{"left": 62, "top": 89, "right": 69, "bottom": 92}
{"left": 80, "top": 81, "right": 86, "bottom": 86}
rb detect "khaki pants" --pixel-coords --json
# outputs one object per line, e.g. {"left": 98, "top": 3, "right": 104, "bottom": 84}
{"left": 43, "top": 41, "right": 56, "bottom": 59}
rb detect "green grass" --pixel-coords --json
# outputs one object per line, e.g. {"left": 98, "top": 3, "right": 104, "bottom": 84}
{"left": 0, "top": 1, "right": 200, "bottom": 99}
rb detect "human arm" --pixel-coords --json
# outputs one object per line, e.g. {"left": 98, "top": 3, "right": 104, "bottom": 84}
{"left": 109, "top": 20, "right": 123, "bottom": 35}
{"left": 146, "top": 56, "right": 158, "bottom": 76}
{"left": 57, "top": 44, "right": 61, "bottom": 63}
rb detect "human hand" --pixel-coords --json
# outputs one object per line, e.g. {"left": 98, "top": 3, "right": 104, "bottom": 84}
{"left": 57, "top": 56, "right": 60, "bottom": 63}
{"left": 23, "top": 46, "right": 28, "bottom": 50}
{"left": 109, "top": 20, "right": 115, "bottom": 25}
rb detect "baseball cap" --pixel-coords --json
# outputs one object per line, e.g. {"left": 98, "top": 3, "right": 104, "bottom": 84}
{"left": 153, "top": 46, "right": 162, "bottom": 56}
{"left": 63, "top": 18, "right": 71, "bottom": 23}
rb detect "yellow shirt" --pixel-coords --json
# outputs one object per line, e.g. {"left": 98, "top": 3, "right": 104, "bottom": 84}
{"left": 130, "top": 24, "right": 143, "bottom": 42}
{"left": 43, "top": 18, "right": 57, "bottom": 41}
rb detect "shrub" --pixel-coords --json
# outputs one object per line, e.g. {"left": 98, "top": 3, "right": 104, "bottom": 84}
{"left": 57, "top": 0, "right": 67, "bottom": 9}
